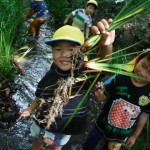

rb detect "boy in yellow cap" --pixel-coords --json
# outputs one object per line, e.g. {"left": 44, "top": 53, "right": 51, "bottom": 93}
{"left": 19, "top": 19, "right": 115, "bottom": 150}
{"left": 83, "top": 50, "right": 150, "bottom": 150}
{"left": 64, "top": 0, "right": 98, "bottom": 40}
{"left": 25, "top": 0, "right": 49, "bottom": 37}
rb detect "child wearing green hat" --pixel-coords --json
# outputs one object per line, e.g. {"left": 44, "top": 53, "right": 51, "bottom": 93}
{"left": 19, "top": 19, "right": 115, "bottom": 150}
{"left": 83, "top": 50, "right": 150, "bottom": 150}
{"left": 64, "top": 0, "right": 98, "bottom": 40}
{"left": 25, "top": 0, "right": 49, "bottom": 37}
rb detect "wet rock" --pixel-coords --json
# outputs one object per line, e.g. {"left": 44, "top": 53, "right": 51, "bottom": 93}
{"left": 0, "top": 112, "right": 17, "bottom": 122}
{"left": 0, "top": 121, "right": 9, "bottom": 129}
{"left": 0, "top": 80, "right": 20, "bottom": 129}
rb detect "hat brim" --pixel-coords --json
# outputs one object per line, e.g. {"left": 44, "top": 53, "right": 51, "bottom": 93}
{"left": 45, "top": 38, "right": 81, "bottom": 47}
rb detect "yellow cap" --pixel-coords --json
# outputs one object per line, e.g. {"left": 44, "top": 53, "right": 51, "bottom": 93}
{"left": 46, "top": 25, "right": 84, "bottom": 46}
{"left": 87, "top": 0, "right": 98, "bottom": 8}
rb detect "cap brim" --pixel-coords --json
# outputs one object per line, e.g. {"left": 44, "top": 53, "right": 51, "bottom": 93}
{"left": 45, "top": 38, "right": 81, "bottom": 47}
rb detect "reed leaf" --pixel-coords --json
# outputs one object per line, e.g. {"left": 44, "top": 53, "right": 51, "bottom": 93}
{"left": 85, "top": 56, "right": 150, "bottom": 82}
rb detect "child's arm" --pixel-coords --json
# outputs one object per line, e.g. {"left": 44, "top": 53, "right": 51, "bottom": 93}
{"left": 92, "top": 19, "right": 115, "bottom": 61}
{"left": 94, "top": 81, "right": 107, "bottom": 102}
{"left": 126, "top": 112, "right": 148, "bottom": 148}
{"left": 25, "top": 8, "right": 35, "bottom": 20}
{"left": 64, "top": 13, "right": 73, "bottom": 25}
{"left": 19, "top": 97, "right": 41, "bottom": 119}
{"left": 85, "top": 27, "right": 90, "bottom": 40}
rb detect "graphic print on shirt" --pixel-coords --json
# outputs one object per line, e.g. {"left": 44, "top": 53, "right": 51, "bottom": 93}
{"left": 139, "top": 95, "right": 150, "bottom": 106}
{"left": 108, "top": 99, "right": 141, "bottom": 129}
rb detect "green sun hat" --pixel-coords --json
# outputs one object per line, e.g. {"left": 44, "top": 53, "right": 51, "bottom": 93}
{"left": 45, "top": 25, "right": 84, "bottom": 47}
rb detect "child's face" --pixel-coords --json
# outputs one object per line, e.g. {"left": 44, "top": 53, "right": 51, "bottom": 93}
{"left": 52, "top": 40, "right": 77, "bottom": 71}
{"left": 85, "top": 4, "right": 96, "bottom": 15}
{"left": 133, "top": 56, "right": 150, "bottom": 84}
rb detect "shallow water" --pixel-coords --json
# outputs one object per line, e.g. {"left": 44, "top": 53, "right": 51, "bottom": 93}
{"left": 0, "top": 23, "right": 102, "bottom": 150}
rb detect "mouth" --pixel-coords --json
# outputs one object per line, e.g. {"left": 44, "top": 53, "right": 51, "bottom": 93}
{"left": 60, "top": 59, "right": 72, "bottom": 65}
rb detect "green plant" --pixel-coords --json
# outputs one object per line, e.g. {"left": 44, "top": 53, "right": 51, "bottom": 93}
{"left": 0, "top": 0, "right": 25, "bottom": 80}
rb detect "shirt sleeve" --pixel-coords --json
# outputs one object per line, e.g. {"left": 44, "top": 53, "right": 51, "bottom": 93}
{"left": 86, "top": 16, "right": 92, "bottom": 27}
{"left": 35, "top": 70, "right": 52, "bottom": 98}
{"left": 72, "top": 9, "right": 78, "bottom": 16}
{"left": 30, "top": 1, "right": 35, "bottom": 9}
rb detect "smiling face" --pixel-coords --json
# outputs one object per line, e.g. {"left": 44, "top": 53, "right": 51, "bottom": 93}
{"left": 52, "top": 40, "right": 77, "bottom": 71}
{"left": 133, "top": 56, "right": 150, "bottom": 85}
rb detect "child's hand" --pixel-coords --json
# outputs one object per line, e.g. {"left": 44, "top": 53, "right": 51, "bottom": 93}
{"left": 94, "top": 82, "right": 106, "bottom": 102}
{"left": 91, "top": 19, "right": 115, "bottom": 46}
{"left": 64, "top": 18, "right": 69, "bottom": 25}
{"left": 126, "top": 136, "right": 136, "bottom": 148}
{"left": 18, "top": 108, "right": 31, "bottom": 120}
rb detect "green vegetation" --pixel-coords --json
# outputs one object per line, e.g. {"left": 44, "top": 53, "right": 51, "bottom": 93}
{"left": 0, "top": 0, "right": 25, "bottom": 81}
{"left": 45, "top": 0, "right": 85, "bottom": 26}
{"left": 0, "top": 0, "right": 149, "bottom": 149}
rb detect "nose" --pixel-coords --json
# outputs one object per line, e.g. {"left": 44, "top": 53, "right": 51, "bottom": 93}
{"left": 60, "top": 49, "right": 71, "bottom": 58}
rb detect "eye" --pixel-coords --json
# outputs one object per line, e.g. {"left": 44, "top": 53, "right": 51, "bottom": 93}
{"left": 69, "top": 48, "right": 74, "bottom": 51}
{"left": 142, "top": 62, "right": 146, "bottom": 69}
{"left": 67, "top": 47, "right": 74, "bottom": 52}
{"left": 124, "top": 108, "right": 128, "bottom": 112}
{"left": 53, "top": 47, "right": 61, "bottom": 51}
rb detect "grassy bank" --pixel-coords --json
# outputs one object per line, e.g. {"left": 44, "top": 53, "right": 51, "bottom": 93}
{"left": 0, "top": 0, "right": 25, "bottom": 81}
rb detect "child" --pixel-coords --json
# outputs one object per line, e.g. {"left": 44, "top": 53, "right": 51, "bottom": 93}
{"left": 25, "top": 0, "right": 49, "bottom": 37}
{"left": 83, "top": 50, "right": 150, "bottom": 150}
{"left": 64, "top": 0, "right": 98, "bottom": 40}
{"left": 19, "top": 19, "right": 115, "bottom": 150}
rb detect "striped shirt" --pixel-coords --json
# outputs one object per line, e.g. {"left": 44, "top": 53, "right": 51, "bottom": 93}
{"left": 72, "top": 8, "right": 92, "bottom": 32}
{"left": 35, "top": 67, "right": 92, "bottom": 135}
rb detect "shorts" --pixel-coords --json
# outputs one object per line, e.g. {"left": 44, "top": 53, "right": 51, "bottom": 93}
{"left": 30, "top": 121, "right": 71, "bottom": 147}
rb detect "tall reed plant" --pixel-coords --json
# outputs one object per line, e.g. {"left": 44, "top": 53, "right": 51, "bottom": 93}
{"left": 0, "top": 0, "right": 25, "bottom": 81}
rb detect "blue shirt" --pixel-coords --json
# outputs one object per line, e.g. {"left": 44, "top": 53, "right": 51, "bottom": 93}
{"left": 30, "top": 1, "right": 49, "bottom": 18}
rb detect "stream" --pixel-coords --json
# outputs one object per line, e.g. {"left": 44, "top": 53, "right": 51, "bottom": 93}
{"left": 0, "top": 21, "right": 102, "bottom": 150}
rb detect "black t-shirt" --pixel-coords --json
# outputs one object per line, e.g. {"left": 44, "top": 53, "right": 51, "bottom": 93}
{"left": 95, "top": 75, "right": 150, "bottom": 142}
